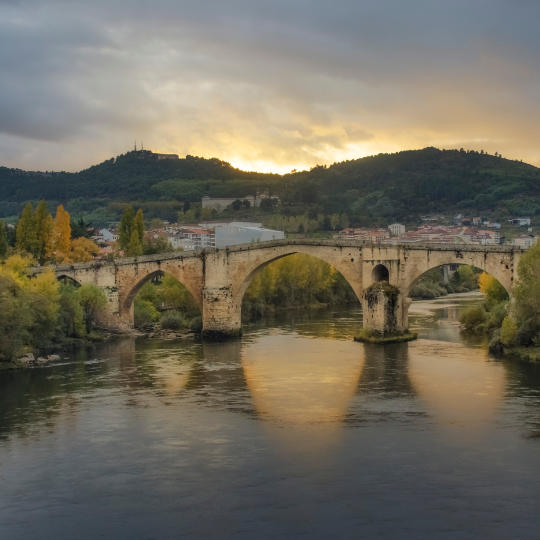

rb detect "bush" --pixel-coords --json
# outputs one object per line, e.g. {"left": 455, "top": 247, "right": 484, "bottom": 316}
{"left": 160, "top": 311, "right": 186, "bottom": 330}
{"left": 189, "top": 315, "right": 202, "bottom": 332}
{"left": 459, "top": 305, "right": 487, "bottom": 333}
{"left": 500, "top": 316, "right": 518, "bottom": 346}
{"left": 134, "top": 298, "right": 159, "bottom": 329}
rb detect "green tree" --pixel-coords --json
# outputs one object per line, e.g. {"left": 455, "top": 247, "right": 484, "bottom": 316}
{"left": 0, "top": 220, "right": 8, "bottom": 258}
{"left": 34, "top": 201, "right": 53, "bottom": 264}
{"left": 511, "top": 241, "right": 540, "bottom": 344}
{"left": 16, "top": 202, "right": 37, "bottom": 256}
{"left": 134, "top": 208, "right": 145, "bottom": 244}
{"left": 77, "top": 284, "right": 107, "bottom": 333}
{"left": 118, "top": 206, "right": 135, "bottom": 251}
{"left": 127, "top": 228, "right": 143, "bottom": 256}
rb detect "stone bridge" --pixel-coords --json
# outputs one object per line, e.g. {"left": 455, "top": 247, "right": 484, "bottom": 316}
{"left": 42, "top": 239, "right": 523, "bottom": 338}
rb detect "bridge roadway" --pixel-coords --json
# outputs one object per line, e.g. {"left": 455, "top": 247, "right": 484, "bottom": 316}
{"left": 41, "top": 239, "right": 523, "bottom": 338}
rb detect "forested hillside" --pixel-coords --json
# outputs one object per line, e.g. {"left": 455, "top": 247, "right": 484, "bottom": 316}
{"left": 1, "top": 147, "right": 539, "bottom": 225}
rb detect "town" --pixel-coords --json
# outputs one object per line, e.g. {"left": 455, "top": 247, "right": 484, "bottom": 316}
{"left": 90, "top": 194, "right": 537, "bottom": 258}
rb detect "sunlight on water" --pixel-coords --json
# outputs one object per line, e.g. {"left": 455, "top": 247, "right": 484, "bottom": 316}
{"left": 409, "top": 339, "right": 505, "bottom": 434}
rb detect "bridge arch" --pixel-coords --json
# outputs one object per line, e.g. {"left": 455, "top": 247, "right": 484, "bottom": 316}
{"left": 399, "top": 249, "right": 515, "bottom": 297}
{"left": 122, "top": 269, "right": 203, "bottom": 316}
{"left": 229, "top": 244, "right": 365, "bottom": 305}
{"left": 57, "top": 274, "right": 81, "bottom": 287}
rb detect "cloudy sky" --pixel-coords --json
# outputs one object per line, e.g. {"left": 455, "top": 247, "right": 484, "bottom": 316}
{"left": 1, "top": 0, "right": 540, "bottom": 173}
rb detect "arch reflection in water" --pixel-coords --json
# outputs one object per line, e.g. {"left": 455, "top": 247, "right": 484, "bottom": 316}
{"left": 408, "top": 339, "right": 505, "bottom": 434}
{"left": 242, "top": 332, "right": 365, "bottom": 426}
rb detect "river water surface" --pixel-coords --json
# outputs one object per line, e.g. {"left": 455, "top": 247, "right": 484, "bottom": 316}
{"left": 1, "top": 293, "right": 540, "bottom": 539}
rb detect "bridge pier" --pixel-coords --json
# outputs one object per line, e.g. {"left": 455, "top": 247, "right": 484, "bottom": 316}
{"left": 201, "top": 286, "right": 242, "bottom": 340}
{"left": 360, "top": 283, "right": 411, "bottom": 339}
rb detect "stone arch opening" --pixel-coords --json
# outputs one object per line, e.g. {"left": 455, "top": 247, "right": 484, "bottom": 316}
{"left": 240, "top": 252, "right": 360, "bottom": 321}
{"left": 372, "top": 264, "right": 389, "bottom": 283}
{"left": 57, "top": 275, "right": 81, "bottom": 287}
{"left": 407, "top": 263, "right": 510, "bottom": 300}
{"left": 125, "top": 270, "right": 202, "bottom": 331}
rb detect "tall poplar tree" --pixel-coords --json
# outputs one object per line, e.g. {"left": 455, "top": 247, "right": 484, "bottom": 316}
{"left": 127, "top": 228, "right": 143, "bottom": 256}
{"left": 53, "top": 205, "right": 72, "bottom": 262}
{"left": 34, "top": 201, "right": 53, "bottom": 264}
{"left": 118, "top": 206, "right": 135, "bottom": 252}
{"left": 16, "top": 202, "right": 37, "bottom": 256}
{"left": 134, "top": 209, "right": 144, "bottom": 245}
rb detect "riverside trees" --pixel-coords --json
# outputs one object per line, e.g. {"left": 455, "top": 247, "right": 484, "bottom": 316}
{"left": 0, "top": 255, "right": 107, "bottom": 362}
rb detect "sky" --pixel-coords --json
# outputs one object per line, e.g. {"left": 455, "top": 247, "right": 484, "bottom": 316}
{"left": 1, "top": 0, "right": 540, "bottom": 173}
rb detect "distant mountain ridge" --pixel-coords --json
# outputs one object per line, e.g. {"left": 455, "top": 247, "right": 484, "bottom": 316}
{"left": 1, "top": 147, "right": 539, "bottom": 224}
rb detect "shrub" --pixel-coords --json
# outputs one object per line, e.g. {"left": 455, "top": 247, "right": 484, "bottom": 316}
{"left": 160, "top": 311, "right": 186, "bottom": 330}
{"left": 500, "top": 316, "right": 519, "bottom": 346}
{"left": 134, "top": 298, "right": 159, "bottom": 329}
{"left": 459, "top": 305, "right": 487, "bottom": 333}
{"left": 189, "top": 315, "right": 202, "bottom": 332}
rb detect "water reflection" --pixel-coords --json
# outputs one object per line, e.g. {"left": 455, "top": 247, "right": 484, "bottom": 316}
{"left": 408, "top": 339, "right": 505, "bottom": 434}
{"left": 242, "top": 333, "right": 364, "bottom": 425}
{"left": 3, "top": 295, "right": 540, "bottom": 539}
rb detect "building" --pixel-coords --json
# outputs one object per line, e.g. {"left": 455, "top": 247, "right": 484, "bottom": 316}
{"left": 388, "top": 223, "right": 405, "bottom": 236}
{"left": 512, "top": 234, "right": 537, "bottom": 249}
{"left": 336, "top": 228, "right": 390, "bottom": 243}
{"left": 509, "top": 217, "right": 531, "bottom": 227}
{"left": 201, "top": 193, "right": 279, "bottom": 211}
{"left": 214, "top": 222, "right": 284, "bottom": 248}
{"left": 168, "top": 226, "right": 215, "bottom": 250}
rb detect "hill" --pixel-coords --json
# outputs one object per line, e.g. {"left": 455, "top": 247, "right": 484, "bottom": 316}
{"left": 0, "top": 147, "right": 539, "bottom": 225}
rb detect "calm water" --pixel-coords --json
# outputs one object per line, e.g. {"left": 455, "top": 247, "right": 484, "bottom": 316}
{"left": 2, "top": 293, "right": 540, "bottom": 539}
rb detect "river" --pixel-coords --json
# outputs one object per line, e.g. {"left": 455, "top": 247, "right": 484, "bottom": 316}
{"left": 1, "top": 293, "right": 540, "bottom": 539}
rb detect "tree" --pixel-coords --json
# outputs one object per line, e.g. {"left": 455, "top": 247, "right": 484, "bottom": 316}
{"left": 34, "top": 201, "right": 53, "bottom": 264}
{"left": 77, "top": 284, "right": 107, "bottom": 333}
{"left": 70, "top": 237, "right": 99, "bottom": 262}
{"left": 510, "top": 241, "right": 540, "bottom": 344}
{"left": 127, "top": 227, "right": 143, "bottom": 256}
{"left": 118, "top": 206, "right": 135, "bottom": 251}
{"left": 478, "top": 272, "right": 508, "bottom": 308}
{"left": 134, "top": 208, "right": 144, "bottom": 245}
{"left": 0, "top": 221, "right": 7, "bottom": 258}
{"left": 52, "top": 205, "right": 72, "bottom": 262}
{"left": 16, "top": 202, "right": 36, "bottom": 255}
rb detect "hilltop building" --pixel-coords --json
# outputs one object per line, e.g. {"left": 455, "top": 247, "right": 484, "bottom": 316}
{"left": 201, "top": 193, "right": 279, "bottom": 211}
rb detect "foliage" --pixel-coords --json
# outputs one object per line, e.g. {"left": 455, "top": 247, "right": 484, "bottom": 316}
{"left": 76, "top": 284, "right": 107, "bottom": 333}
{"left": 133, "top": 274, "right": 200, "bottom": 330}
{"left": 0, "top": 220, "right": 7, "bottom": 258}
{"left": 2, "top": 148, "right": 539, "bottom": 225}
{"left": 118, "top": 205, "right": 144, "bottom": 256}
{"left": 0, "top": 256, "right": 107, "bottom": 361}
{"left": 410, "top": 265, "right": 479, "bottom": 299}
{"left": 478, "top": 272, "right": 508, "bottom": 308}
{"left": 459, "top": 305, "right": 488, "bottom": 333}
{"left": 159, "top": 311, "right": 186, "bottom": 330}
{"left": 52, "top": 204, "right": 72, "bottom": 262}
{"left": 500, "top": 316, "right": 519, "bottom": 347}
{"left": 134, "top": 298, "right": 160, "bottom": 328}
{"left": 242, "top": 253, "right": 358, "bottom": 318}
{"left": 70, "top": 237, "right": 100, "bottom": 262}
{"left": 511, "top": 242, "right": 540, "bottom": 345}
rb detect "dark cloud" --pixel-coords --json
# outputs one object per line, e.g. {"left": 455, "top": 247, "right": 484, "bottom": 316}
{"left": 1, "top": 0, "right": 539, "bottom": 171}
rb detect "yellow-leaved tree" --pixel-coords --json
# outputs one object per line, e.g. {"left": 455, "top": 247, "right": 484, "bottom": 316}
{"left": 52, "top": 205, "right": 72, "bottom": 263}
{"left": 70, "top": 237, "right": 100, "bottom": 262}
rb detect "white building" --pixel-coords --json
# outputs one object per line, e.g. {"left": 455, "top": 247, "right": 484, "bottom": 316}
{"left": 512, "top": 235, "right": 537, "bottom": 249}
{"left": 213, "top": 222, "right": 284, "bottom": 248}
{"left": 388, "top": 223, "right": 405, "bottom": 236}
